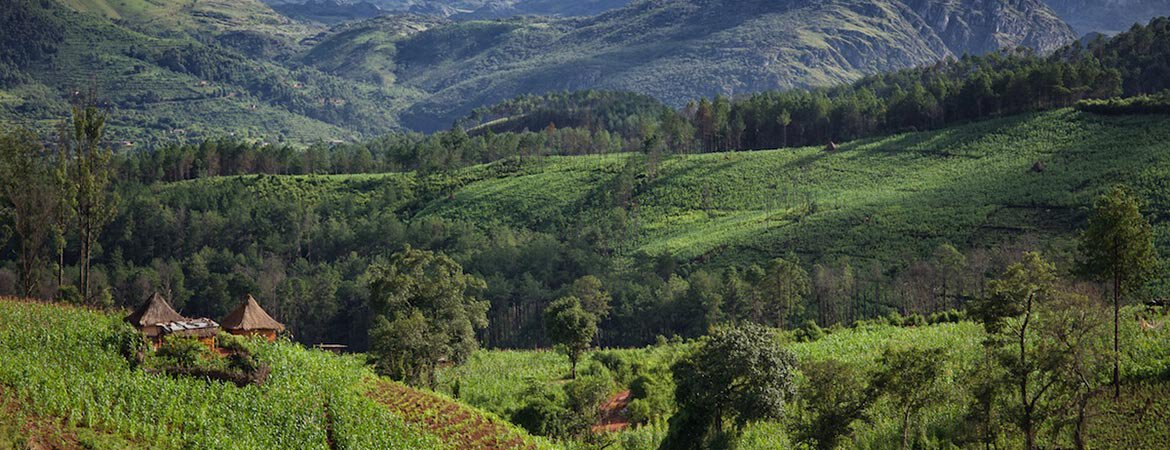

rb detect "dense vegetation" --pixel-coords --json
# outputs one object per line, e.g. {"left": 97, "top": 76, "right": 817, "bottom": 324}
{"left": 436, "top": 306, "right": 1170, "bottom": 449}
{"left": 5, "top": 106, "right": 1170, "bottom": 353}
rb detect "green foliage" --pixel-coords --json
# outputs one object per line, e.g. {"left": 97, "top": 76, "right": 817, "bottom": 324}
{"left": 0, "top": 126, "right": 60, "bottom": 298}
{"left": 663, "top": 325, "right": 797, "bottom": 449}
{"left": 1080, "top": 185, "right": 1160, "bottom": 397}
{"left": 790, "top": 359, "right": 877, "bottom": 450}
{"left": 756, "top": 256, "right": 810, "bottom": 327}
{"left": 155, "top": 335, "right": 211, "bottom": 369}
{"left": 544, "top": 296, "right": 598, "bottom": 378}
{"left": 1077, "top": 91, "right": 1170, "bottom": 115}
{"left": 871, "top": 346, "right": 950, "bottom": 449}
{"left": 1080, "top": 185, "right": 1159, "bottom": 295}
{"left": 627, "top": 370, "right": 674, "bottom": 425}
{"left": 367, "top": 245, "right": 489, "bottom": 386}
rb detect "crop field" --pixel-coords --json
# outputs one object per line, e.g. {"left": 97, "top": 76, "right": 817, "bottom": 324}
{"left": 0, "top": 298, "right": 452, "bottom": 449}
{"left": 364, "top": 377, "right": 556, "bottom": 450}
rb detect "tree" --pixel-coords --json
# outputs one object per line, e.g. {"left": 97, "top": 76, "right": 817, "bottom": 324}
{"left": 0, "top": 127, "right": 59, "bottom": 297}
{"left": 367, "top": 245, "right": 488, "bottom": 386}
{"left": 871, "top": 346, "right": 948, "bottom": 450}
{"left": 1078, "top": 186, "right": 1158, "bottom": 398}
{"left": 972, "top": 252, "right": 1085, "bottom": 450}
{"left": 791, "top": 359, "right": 877, "bottom": 450}
{"left": 777, "top": 109, "right": 791, "bottom": 148}
{"left": 544, "top": 296, "right": 597, "bottom": 379}
{"left": 757, "top": 257, "right": 811, "bottom": 327}
{"left": 1040, "top": 288, "right": 1110, "bottom": 450}
{"left": 62, "top": 104, "right": 119, "bottom": 302}
{"left": 662, "top": 325, "right": 797, "bottom": 449}
{"left": 569, "top": 275, "right": 611, "bottom": 319}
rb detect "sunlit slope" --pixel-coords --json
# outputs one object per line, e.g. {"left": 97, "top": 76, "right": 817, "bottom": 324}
{"left": 155, "top": 109, "right": 1170, "bottom": 269}
{"left": 422, "top": 109, "right": 1170, "bottom": 266}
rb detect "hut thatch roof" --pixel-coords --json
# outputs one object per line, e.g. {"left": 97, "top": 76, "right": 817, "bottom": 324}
{"left": 125, "top": 293, "right": 187, "bottom": 327}
{"left": 220, "top": 295, "right": 285, "bottom": 332}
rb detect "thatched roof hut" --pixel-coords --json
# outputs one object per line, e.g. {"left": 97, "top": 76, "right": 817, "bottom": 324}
{"left": 220, "top": 295, "right": 285, "bottom": 341}
{"left": 125, "top": 293, "right": 187, "bottom": 338}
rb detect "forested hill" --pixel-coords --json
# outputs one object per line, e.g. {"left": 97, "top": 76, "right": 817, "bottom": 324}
{"left": 28, "top": 108, "right": 1167, "bottom": 351}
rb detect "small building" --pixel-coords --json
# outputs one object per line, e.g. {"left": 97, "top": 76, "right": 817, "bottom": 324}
{"left": 220, "top": 295, "right": 285, "bottom": 342}
{"left": 158, "top": 318, "right": 221, "bottom": 351}
{"left": 125, "top": 293, "right": 187, "bottom": 346}
{"left": 314, "top": 344, "right": 348, "bottom": 354}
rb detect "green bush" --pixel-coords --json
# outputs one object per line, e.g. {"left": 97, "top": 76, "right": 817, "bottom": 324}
{"left": 565, "top": 375, "right": 612, "bottom": 421}
{"left": 155, "top": 335, "right": 212, "bottom": 369}
{"left": 591, "top": 350, "right": 636, "bottom": 385}
{"left": 628, "top": 371, "right": 674, "bottom": 425}
{"left": 793, "top": 320, "right": 826, "bottom": 342}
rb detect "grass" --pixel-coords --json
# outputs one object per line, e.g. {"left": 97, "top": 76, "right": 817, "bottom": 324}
{"left": 0, "top": 297, "right": 547, "bottom": 449}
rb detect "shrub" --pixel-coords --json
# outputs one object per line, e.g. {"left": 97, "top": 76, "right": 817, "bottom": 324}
{"left": 794, "top": 320, "right": 826, "bottom": 342}
{"left": 628, "top": 371, "right": 674, "bottom": 425}
{"left": 156, "top": 335, "right": 212, "bottom": 369}
{"left": 591, "top": 350, "right": 635, "bottom": 385}
{"left": 565, "top": 375, "right": 612, "bottom": 421}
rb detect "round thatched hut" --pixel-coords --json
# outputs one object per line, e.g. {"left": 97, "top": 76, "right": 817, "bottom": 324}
{"left": 125, "top": 292, "right": 187, "bottom": 343}
{"left": 220, "top": 295, "right": 285, "bottom": 342}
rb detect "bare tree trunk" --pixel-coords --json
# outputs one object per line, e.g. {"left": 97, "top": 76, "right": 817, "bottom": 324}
{"left": 1113, "top": 268, "right": 1121, "bottom": 399}
{"left": 1021, "top": 293, "right": 1035, "bottom": 450}
{"left": 1074, "top": 394, "right": 1088, "bottom": 450}
{"left": 901, "top": 408, "right": 912, "bottom": 450}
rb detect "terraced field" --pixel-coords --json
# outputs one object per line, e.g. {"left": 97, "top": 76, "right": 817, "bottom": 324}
{"left": 365, "top": 378, "right": 552, "bottom": 450}
{"left": 0, "top": 298, "right": 549, "bottom": 449}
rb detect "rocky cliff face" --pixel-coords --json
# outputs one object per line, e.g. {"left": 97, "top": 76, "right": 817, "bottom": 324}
{"left": 1041, "top": 0, "right": 1170, "bottom": 34}
{"left": 907, "top": 0, "right": 1076, "bottom": 54}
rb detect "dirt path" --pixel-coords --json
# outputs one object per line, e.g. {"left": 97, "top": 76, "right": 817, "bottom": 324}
{"left": 364, "top": 377, "right": 538, "bottom": 450}
{"left": 592, "top": 390, "right": 632, "bottom": 433}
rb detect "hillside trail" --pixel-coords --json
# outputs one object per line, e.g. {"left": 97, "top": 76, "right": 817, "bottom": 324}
{"left": 365, "top": 377, "right": 538, "bottom": 450}
{"left": 592, "top": 390, "right": 632, "bottom": 433}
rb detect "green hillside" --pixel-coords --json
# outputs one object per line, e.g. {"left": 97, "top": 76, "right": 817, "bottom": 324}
{"left": 101, "top": 108, "right": 1170, "bottom": 349}
{"left": 407, "top": 109, "right": 1170, "bottom": 269}
{"left": 0, "top": 298, "right": 551, "bottom": 449}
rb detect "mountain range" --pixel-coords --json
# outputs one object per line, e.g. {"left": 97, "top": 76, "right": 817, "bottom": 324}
{"left": 310, "top": 0, "right": 1077, "bottom": 130}
{"left": 5, "top": 0, "right": 1163, "bottom": 141}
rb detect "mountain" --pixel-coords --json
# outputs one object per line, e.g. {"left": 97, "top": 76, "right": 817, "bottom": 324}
{"left": 1043, "top": 0, "right": 1170, "bottom": 34}
{"left": 264, "top": 0, "right": 632, "bottom": 21}
{"left": 273, "top": 0, "right": 389, "bottom": 25}
{"left": 0, "top": 0, "right": 421, "bottom": 144}
{"left": 0, "top": 0, "right": 1081, "bottom": 139}
{"left": 306, "top": 0, "right": 1077, "bottom": 131}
